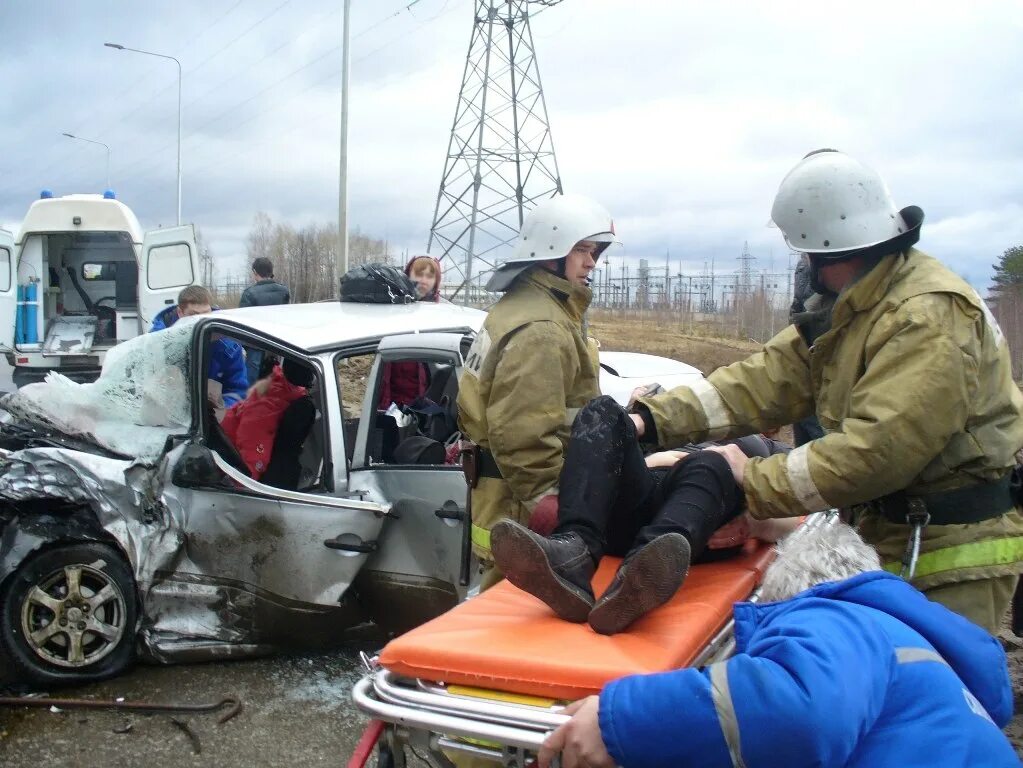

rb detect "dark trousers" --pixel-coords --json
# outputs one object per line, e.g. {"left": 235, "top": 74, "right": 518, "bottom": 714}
{"left": 555, "top": 396, "right": 741, "bottom": 562}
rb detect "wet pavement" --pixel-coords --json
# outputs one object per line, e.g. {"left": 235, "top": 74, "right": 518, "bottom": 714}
{"left": 0, "top": 644, "right": 382, "bottom": 767}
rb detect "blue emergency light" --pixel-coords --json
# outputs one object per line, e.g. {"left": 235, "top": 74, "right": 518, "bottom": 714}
{"left": 39, "top": 189, "right": 54, "bottom": 199}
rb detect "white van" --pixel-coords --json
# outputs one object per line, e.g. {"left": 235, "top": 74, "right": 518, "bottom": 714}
{"left": 0, "top": 191, "right": 199, "bottom": 384}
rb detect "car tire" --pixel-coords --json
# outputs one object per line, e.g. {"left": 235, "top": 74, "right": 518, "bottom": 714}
{"left": 1, "top": 542, "right": 137, "bottom": 686}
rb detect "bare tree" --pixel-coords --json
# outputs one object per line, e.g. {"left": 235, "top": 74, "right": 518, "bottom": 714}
{"left": 243, "top": 214, "right": 394, "bottom": 302}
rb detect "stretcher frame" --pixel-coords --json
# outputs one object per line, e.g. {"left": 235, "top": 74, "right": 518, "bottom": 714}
{"left": 352, "top": 515, "right": 830, "bottom": 767}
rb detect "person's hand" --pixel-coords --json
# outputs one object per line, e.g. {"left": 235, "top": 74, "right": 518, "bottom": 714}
{"left": 627, "top": 382, "right": 663, "bottom": 408}
{"left": 538, "top": 696, "right": 614, "bottom": 768}
{"left": 644, "top": 449, "right": 690, "bottom": 469}
{"left": 629, "top": 412, "right": 646, "bottom": 437}
{"left": 747, "top": 515, "right": 802, "bottom": 543}
{"left": 707, "top": 512, "right": 751, "bottom": 549}
{"left": 702, "top": 443, "right": 748, "bottom": 486}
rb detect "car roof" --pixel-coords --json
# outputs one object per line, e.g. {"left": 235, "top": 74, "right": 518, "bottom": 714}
{"left": 206, "top": 300, "right": 487, "bottom": 353}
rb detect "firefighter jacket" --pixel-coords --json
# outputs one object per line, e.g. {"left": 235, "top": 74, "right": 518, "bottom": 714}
{"left": 457, "top": 268, "right": 601, "bottom": 559}
{"left": 636, "top": 248, "right": 1023, "bottom": 589}
{"left": 600, "top": 572, "right": 1018, "bottom": 767}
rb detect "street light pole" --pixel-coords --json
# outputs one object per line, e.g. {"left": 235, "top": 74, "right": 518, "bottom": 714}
{"left": 61, "top": 132, "right": 110, "bottom": 190}
{"left": 105, "top": 42, "right": 182, "bottom": 225}
{"left": 337, "top": 0, "right": 352, "bottom": 285}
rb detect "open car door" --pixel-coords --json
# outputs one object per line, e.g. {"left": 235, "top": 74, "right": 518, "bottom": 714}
{"left": 349, "top": 331, "right": 476, "bottom": 633}
{"left": 139, "top": 224, "right": 198, "bottom": 328}
{"left": 0, "top": 228, "right": 15, "bottom": 353}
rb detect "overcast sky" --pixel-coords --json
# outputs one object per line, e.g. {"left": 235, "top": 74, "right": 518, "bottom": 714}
{"left": 1, "top": 0, "right": 1021, "bottom": 293}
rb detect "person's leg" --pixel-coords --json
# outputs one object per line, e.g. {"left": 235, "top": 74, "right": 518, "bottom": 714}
{"left": 629, "top": 451, "right": 741, "bottom": 561}
{"left": 490, "top": 396, "right": 658, "bottom": 621}
{"left": 554, "top": 395, "right": 659, "bottom": 559}
{"left": 588, "top": 451, "right": 739, "bottom": 635}
{"left": 923, "top": 575, "right": 1018, "bottom": 635}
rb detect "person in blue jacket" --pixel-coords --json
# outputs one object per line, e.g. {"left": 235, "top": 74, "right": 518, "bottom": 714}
{"left": 150, "top": 285, "right": 248, "bottom": 406}
{"left": 538, "top": 521, "right": 1019, "bottom": 768}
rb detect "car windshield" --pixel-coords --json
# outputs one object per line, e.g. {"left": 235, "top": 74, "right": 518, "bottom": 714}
{"left": 1, "top": 320, "right": 195, "bottom": 459}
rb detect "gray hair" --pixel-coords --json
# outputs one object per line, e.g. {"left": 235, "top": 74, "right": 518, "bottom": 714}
{"left": 758, "top": 520, "right": 882, "bottom": 603}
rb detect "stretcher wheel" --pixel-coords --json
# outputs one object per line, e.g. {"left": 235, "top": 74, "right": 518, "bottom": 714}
{"left": 377, "top": 743, "right": 397, "bottom": 768}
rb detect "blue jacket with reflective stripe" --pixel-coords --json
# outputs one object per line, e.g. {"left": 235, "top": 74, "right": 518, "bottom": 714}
{"left": 599, "top": 572, "right": 1017, "bottom": 767}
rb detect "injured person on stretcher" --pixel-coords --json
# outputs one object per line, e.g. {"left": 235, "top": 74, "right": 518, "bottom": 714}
{"left": 491, "top": 395, "right": 795, "bottom": 634}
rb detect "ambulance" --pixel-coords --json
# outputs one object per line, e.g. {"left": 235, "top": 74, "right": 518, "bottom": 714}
{"left": 0, "top": 190, "right": 199, "bottom": 384}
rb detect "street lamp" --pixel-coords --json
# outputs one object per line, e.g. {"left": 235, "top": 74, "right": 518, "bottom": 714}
{"left": 337, "top": 0, "right": 352, "bottom": 283}
{"left": 62, "top": 132, "right": 110, "bottom": 190}
{"left": 104, "top": 42, "right": 182, "bottom": 225}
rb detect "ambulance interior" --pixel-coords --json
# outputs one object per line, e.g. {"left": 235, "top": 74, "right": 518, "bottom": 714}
{"left": 17, "top": 230, "right": 140, "bottom": 353}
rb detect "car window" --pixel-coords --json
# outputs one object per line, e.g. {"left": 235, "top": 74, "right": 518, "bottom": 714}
{"left": 353, "top": 352, "right": 461, "bottom": 468}
{"left": 203, "top": 328, "right": 327, "bottom": 493}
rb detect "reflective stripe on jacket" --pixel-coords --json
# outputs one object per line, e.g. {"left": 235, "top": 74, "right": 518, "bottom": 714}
{"left": 456, "top": 268, "right": 600, "bottom": 558}
{"left": 598, "top": 572, "right": 1017, "bottom": 768}
{"left": 637, "top": 248, "right": 1023, "bottom": 589}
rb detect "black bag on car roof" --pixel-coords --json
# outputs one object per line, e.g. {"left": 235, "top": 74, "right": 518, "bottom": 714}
{"left": 339, "top": 263, "right": 418, "bottom": 304}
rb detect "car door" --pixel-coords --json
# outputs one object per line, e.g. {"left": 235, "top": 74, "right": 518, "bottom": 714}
{"left": 139, "top": 224, "right": 198, "bottom": 328}
{"left": 0, "top": 228, "right": 15, "bottom": 352}
{"left": 346, "top": 332, "right": 476, "bottom": 631}
{"left": 160, "top": 325, "right": 389, "bottom": 632}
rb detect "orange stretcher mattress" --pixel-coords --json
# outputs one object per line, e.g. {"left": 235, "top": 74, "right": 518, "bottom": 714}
{"left": 379, "top": 541, "right": 776, "bottom": 701}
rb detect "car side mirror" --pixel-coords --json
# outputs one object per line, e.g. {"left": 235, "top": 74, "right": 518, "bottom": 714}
{"left": 171, "top": 443, "right": 225, "bottom": 488}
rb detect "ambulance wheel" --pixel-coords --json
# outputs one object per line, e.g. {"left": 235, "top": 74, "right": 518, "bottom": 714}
{"left": 0, "top": 542, "right": 137, "bottom": 686}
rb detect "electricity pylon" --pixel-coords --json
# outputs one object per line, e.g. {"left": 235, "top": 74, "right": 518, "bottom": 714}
{"left": 427, "top": 0, "right": 566, "bottom": 303}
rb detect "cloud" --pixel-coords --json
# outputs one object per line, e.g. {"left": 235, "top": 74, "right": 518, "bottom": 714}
{"left": 0, "top": 0, "right": 1020, "bottom": 291}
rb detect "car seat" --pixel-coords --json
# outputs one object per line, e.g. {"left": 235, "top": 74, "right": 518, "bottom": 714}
{"left": 260, "top": 359, "right": 317, "bottom": 491}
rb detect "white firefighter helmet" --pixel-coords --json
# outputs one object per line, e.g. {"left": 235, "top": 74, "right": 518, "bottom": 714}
{"left": 486, "top": 193, "right": 616, "bottom": 292}
{"left": 770, "top": 149, "right": 911, "bottom": 258}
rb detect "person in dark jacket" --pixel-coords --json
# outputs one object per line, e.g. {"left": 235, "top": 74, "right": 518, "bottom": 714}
{"left": 537, "top": 521, "right": 1019, "bottom": 768}
{"left": 491, "top": 395, "right": 795, "bottom": 634}
{"left": 240, "top": 257, "right": 291, "bottom": 383}
{"left": 377, "top": 256, "right": 442, "bottom": 409}
{"left": 150, "top": 285, "right": 248, "bottom": 406}
{"left": 240, "top": 257, "right": 291, "bottom": 307}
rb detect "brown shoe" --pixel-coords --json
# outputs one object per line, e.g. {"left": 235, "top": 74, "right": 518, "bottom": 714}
{"left": 491, "top": 519, "right": 596, "bottom": 622}
{"left": 587, "top": 533, "right": 691, "bottom": 635}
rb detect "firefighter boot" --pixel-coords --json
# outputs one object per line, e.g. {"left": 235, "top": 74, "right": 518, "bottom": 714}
{"left": 588, "top": 533, "right": 691, "bottom": 635}
{"left": 490, "top": 519, "right": 596, "bottom": 622}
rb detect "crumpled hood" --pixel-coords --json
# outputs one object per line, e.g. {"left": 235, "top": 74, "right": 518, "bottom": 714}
{"left": 799, "top": 572, "right": 1013, "bottom": 725}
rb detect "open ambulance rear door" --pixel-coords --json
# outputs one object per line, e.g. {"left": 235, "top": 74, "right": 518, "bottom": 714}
{"left": 0, "top": 229, "right": 16, "bottom": 352}
{"left": 139, "top": 224, "right": 199, "bottom": 329}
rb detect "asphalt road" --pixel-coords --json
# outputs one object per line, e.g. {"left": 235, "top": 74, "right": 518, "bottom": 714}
{"left": 0, "top": 643, "right": 383, "bottom": 768}
{"left": 0, "top": 360, "right": 382, "bottom": 767}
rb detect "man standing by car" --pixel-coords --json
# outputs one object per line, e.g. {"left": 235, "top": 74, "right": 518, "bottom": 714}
{"left": 457, "top": 193, "right": 615, "bottom": 589}
{"left": 630, "top": 149, "right": 1023, "bottom": 633}
{"left": 239, "top": 257, "right": 291, "bottom": 383}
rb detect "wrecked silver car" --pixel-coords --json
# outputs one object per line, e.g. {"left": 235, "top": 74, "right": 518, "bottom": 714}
{"left": 0, "top": 301, "right": 703, "bottom": 685}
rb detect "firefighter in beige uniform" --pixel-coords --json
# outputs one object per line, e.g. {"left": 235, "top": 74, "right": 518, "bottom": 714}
{"left": 457, "top": 194, "right": 614, "bottom": 589}
{"left": 632, "top": 150, "right": 1023, "bottom": 633}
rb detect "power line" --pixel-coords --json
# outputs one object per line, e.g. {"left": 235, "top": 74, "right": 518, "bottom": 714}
{"left": 2, "top": 0, "right": 257, "bottom": 192}
{"left": 0, "top": 0, "right": 429, "bottom": 199}
{"left": 112, "top": 0, "right": 458, "bottom": 183}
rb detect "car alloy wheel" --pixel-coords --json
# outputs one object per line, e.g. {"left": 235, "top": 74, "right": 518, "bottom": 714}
{"left": 2, "top": 542, "right": 137, "bottom": 685}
